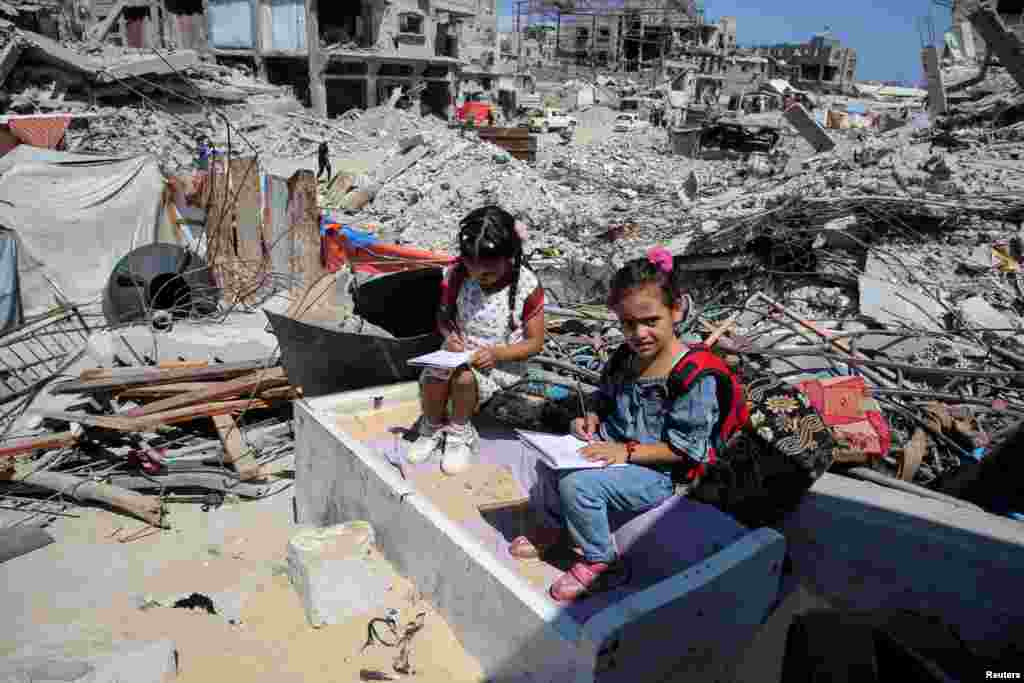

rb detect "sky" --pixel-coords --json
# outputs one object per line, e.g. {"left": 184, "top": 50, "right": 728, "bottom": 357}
{"left": 497, "top": 0, "right": 954, "bottom": 85}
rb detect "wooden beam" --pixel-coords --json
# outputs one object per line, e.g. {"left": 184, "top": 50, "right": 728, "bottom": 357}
{"left": 89, "top": 0, "right": 129, "bottom": 42}
{"left": 0, "top": 431, "right": 78, "bottom": 459}
{"left": 35, "top": 398, "right": 276, "bottom": 433}
{"left": 53, "top": 359, "right": 277, "bottom": 394}
{"left": 124, "top": 367, "right": 287, "bottom": 418}
{"left": 287, "top": 170, "right": 333, "bottom": 313}
{"left": 21, "top": 470, "right": 163, "bottom": 526}
{"left": 212, "top": 414, "right": 261, "bottom": 479}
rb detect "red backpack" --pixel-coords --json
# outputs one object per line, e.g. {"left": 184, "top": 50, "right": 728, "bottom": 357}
{"left": 607, "top": 342, "right": 749, "bottom": 479}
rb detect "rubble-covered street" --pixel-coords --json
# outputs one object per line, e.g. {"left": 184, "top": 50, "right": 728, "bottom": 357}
{"left": 1, "top": 0, "right": 1023, "bottom": 680}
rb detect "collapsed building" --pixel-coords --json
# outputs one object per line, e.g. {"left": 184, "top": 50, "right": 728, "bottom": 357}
{"left": 953, "top": 0, "right": 1024, "bottom": 56}
{"left": 754, "top": 30, "right": 858, "bottom": 94}
{"left": 31, "top": 0, "right": 503, "bottom": 119}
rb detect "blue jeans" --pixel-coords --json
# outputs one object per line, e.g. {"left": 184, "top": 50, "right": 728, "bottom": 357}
{"left": 540, "top": 465, "right": 675, "bottom": 563}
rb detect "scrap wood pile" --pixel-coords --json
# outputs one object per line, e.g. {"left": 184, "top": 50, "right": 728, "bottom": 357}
{"left": 0, "top": 358, "right": 299, "bottom": 531}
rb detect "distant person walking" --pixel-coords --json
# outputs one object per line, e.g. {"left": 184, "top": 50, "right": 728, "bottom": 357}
{"left": 317, "top": 142, "right": 331, "bottom": 182}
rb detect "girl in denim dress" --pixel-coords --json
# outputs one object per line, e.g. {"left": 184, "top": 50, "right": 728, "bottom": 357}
{"left": 509, "top": 248, "right": 722, "bottom": 603}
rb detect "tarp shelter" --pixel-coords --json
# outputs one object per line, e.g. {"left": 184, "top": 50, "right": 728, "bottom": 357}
{"left": 0, "top": 146, "right": 163, "bottom": 320}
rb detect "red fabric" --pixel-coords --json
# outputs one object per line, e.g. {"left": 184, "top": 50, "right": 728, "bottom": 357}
{"left": 7, "top": 116, "right": 70, "bottom": 149}
{"left": 522, "top": 284, "right": 545, "bottom": 323}
{"left": 322, "top": 228, "right": 455, "bottom": 275}
{"left": 798, "top": 375, "right": 890, "bottom": 457}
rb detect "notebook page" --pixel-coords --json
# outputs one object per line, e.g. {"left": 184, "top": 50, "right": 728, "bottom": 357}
{"left": 407, "top": 350, "right": 474, "bottom": 369}
{"left": 516, "top": 430, "right": 624, "bottom": 470}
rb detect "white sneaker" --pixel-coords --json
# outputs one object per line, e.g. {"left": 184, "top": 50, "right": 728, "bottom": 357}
{"left": 406, "top": 418, "right": 444, "bottom": 464}
{"left": 441, "top": 422, "right": 478, "bottom": 475}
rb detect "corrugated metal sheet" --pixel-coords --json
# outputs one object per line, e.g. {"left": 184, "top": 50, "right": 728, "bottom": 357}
{"left": 208, "top": 0, "right": 255, "bottom": 49}
{"left": 269, "top": 0, "right": 305, "bottom": 51}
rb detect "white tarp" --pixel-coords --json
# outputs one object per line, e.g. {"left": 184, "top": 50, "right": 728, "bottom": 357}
{"left": 0, "top": 147, "right": 161, "bottom": 314}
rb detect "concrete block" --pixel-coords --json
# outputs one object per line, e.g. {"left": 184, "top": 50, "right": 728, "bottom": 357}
{"left": 398, "top": 133, "right": 424, "bottom": 152}
{"left": 0, "top": 639, "right": 178, "bottom": 683}
{"left": 286, "top": 522, "right": 393, "bottom": 628}
{"left": 921, "top": 46, "right": 947, "bottom": 116}
{"left": 959, "top": 295, "right": 1017, "bottom": 338}
{"left": 959, "top": 20, "right": 977, "bottom": 60}
{"left": 811, "top": 214, "right": 864, "bottom": 251}
{"left": 783, "top": 103, "right": 835, "bottom": 153}
{"left": 969, "top": 5, "right": 1024, "bottom": 90}
{"left": 859, "top": 276, "right": 945, "bottom": 332}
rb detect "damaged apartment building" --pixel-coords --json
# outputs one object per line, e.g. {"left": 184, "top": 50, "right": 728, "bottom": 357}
{"left": 952, "top": 0, "right": 1024, "bottom": 58}
{"left": 307, "top": 0, "right": 499, "bottom": 118}
{"left": 756, "top": 30, "right": 857, "bottom": 93}
{"left": 206, "top": 0, "right": 500, "bottom": 118}
{"left": 82, "top": 0, "right": 499, "bottom": 118}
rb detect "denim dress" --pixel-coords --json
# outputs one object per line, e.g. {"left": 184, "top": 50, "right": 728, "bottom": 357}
{"left": 534, "top": 347, "right": 723, "bottom": 562}
{"left": 595, "top": 348, "right": 722, "bottom": 478}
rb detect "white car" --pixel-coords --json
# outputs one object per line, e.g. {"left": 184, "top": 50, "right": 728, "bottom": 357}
{"left": 613, "top": 113, "right": 648, "bottom": 132}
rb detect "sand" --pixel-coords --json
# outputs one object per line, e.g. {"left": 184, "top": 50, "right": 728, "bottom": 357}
{"left": 12, "top": 494, "right": 485, "bottom": 683}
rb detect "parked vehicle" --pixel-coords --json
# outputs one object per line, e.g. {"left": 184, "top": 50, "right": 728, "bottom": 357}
{"left": 528, "top": 108, "right": 577, "bottom": 133}
{"left": 613, "top": 113, "right": 649, "bottom": 132}
{"left": 456, "top": 92, "right": 495, "bottom": 126}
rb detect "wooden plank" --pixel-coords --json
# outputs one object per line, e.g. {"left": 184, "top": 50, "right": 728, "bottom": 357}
{"left": 117, "top": 382, "right": 222, "bottom": 399}
{"left": 220, "top": 157, "right": 265, "bottom": 305}
{"left": 21, "top": 470, "right": 162, "bottom": 526}
{"left": 53, "top": 359, "right": 276, "bottom": 394}
{"left": 119, "top": 383, "right": 300, "bottom": 402}
{"left": 89, "top": 0, "right": 128, "bottom": 41}
{"left": 35, "top": 398, "right": 275, "bottom": 433}
{"left": 212, "top": 414, "right": 260, "bottom": 479}
{"left": 124, "top": 366, "right": 287, "bottom": 417}
{"left": 0, "top": 431, "right": 78, "bottom": 459}
{"left": 287, "top": 169, "right": 333, "bottom": 313}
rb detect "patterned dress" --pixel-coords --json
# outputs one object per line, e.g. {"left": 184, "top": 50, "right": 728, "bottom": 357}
{"left": 422, "top": 265, "right": 544, "bottom": 408}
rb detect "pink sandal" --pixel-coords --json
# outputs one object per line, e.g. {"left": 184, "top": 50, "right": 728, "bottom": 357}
{"left": 549, "top": 560, "right": 630, "bottom": 603}
{"left": 509, "top": 527, "right": 564, "bottom": 560}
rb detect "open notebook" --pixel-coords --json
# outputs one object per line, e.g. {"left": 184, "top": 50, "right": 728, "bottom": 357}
{"left": 516, "top": 430, "right": 627, "bottom": 470}
{"left": 407, "top": 350, "right": 473, "bottom": 370}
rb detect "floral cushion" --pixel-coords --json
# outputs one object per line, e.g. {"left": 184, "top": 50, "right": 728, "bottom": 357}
{"left": 690, "top": 371, "right": 836, "bottom": 527}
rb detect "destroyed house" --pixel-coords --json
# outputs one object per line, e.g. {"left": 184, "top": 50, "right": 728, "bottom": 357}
{"left": 83, "top": 0, "right": 499, "bottom": 119}
{"left": 758, "top": 31, "right": 857, "bottom": 93}
{"left": 953, "top": 0, "right": 1024, "bottom": 56}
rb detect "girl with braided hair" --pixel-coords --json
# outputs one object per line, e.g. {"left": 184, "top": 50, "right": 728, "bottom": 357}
{"left": 408, "top": 205, "right": 546, "bottom": 474}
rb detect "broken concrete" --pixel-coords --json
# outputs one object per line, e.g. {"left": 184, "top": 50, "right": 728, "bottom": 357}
{"left": 0, "top": 639, "right": 178, "bottom": 683}
{"left": 286, "top": 522, "right": 393, "bottom": 628}
{"left": 922, "top": 46, "right": 948, "bottom": 116}
{"left": 784, "top": 103, "right": 836, "bottom": 153}
{"left": 858, "top": 276, "right": 946, "bottom": 332}
{"left": 969, "top": 4, "right": 1024, "bottom": 90}
{"left": 959, "top": 295, "right": 1017, "bottom": 338}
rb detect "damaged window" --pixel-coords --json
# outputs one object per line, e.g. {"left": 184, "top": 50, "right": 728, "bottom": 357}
{"left": 399, "top": 13, "right": 424, "bottom": 35}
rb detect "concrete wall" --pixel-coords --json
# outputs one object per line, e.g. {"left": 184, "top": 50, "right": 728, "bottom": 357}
{"left": 781, "top": 472, "right": 1024, "bottom": 647}
{"left": 294, "top": 383, "right": 787, "bottom": 682}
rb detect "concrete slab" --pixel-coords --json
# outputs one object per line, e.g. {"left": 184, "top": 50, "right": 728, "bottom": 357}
{"left": 286, "top": 522, "right": 394, "bottom": 628}
{"left": 921, "top": 46, "right": 948, "bottom": 116}
{"left": 959, "top": 295, "right": 1017, "bottom": 338}
{"left": 783, "top": 103, "right": 835, "bottom": 153}
{"left": 0, "top": 639, "right": 177, "bottom": 683}
{"left": 858, "top": 276, "right": 945, "bottom": 332}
